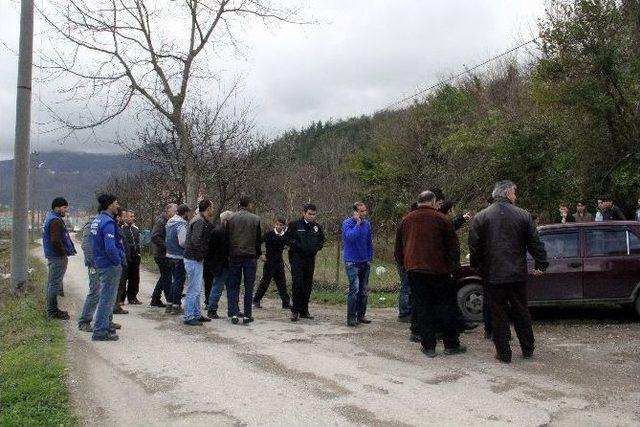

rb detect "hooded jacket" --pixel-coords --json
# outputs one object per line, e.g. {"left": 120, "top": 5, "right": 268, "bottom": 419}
{"left": 166, "top": 214, "right": 188, "bottom": 259}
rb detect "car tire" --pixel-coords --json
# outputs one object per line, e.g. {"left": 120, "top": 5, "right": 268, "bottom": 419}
{"left": 457, "top": 283, "right": 484, "bottom": 323}
{"left": 635, "top": 295, "right": 640, "bottom": 319}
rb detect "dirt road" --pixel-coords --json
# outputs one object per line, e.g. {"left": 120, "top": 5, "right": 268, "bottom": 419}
{"left": 37, "top": 246, "right": 640, "bottom": 426}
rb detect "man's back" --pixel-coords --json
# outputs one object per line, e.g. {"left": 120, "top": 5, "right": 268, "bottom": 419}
{"left": 228, "top": 209, "right": 261, "bottom": 258}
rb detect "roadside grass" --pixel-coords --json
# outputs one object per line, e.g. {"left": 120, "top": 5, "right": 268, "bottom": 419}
{"left": 0, "top": 241, "right": 76, "bottom": 427}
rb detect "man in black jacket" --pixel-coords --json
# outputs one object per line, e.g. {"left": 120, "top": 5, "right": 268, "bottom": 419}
{"left": 253, "top": 218, "right": 291, "bottom": 309}
{"left": 118, "top": 210, "right": 142, "bottom": 305}
{"left": 286, "top": 203, "right": 325, "bottom": 322}
{"left": 206, "top": 210, "right": 233, "bottom": 319}
{"left": 469, "top": 180, "right": 549, "bottom": 363}
{"left": 150, "top": 203, "right": 176, "bottom": 307}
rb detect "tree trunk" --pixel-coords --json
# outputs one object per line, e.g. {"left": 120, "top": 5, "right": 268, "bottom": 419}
{"left": 176, "top": 118, "right": 198, "bottom": 208}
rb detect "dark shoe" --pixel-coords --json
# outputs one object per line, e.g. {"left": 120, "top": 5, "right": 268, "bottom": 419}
{"left": 282, "top": 302, "right": 291, "bottom": 309}
{"left": 207, "top": 310, "right": 220, "bottom": 319}
{"left": 243, "top": 317, "right": 254, "bottom": 324}
{"left": 109, "top": 322, "right": 121, "bottom": 330}
{"left": 523, "top": 347, "right": 534, "bottom": 359}
{"left": 113, "top": 306, "right": 129, "bottom": 315}
{"left": 495, "top": 353, "right": 511, "bottom": 363}
{"left": 165, "top": 304, "right": 173, "bottom": 314}
{"left": 78, "top": 322, "right": 93, "bottom": 332}
{"left": 150, "top": 299, "right": 166, "bottom": 308}
{"left": 410, "top": 333, "right": 421, "bottom": 343}
{"left": 92, "top": 332, "right": 119, "bottom": 341}
{"left": 198, "top": 316, "right": 212, "bottom": 322}
{"left": 129, "top": 299, "right": 143, "bottom": 305}
{"left": 357, "top": 317, "right": 371, "bottom": 324}
{"left": 184, "top": 319, "right": 203, "bottom": 326}
{"left": 58, "top": 290, "right": 65, "bottom": 297}
{"left": 398, "top": 315, "right": 411, "bottom": 323}
{"left": 253, "top": 301, "right": 263, "bottom": 309}
{"left": 347, "top": 318, "right": 358, "bottom": 327}
{"left": 290, "top": 312, "right": 299, "bottom": 322}
{"left": 231, "top": 316, "right": 239, "bottom": 324}
{"left": 444, "top": 345, "right": 467, "bottom": 356}
{"left": 50, "top": 310, "right": 70, "bottom": 320}
{"left": 300, "top": 313, "right": 314, "bottom": 320}
{"left": 421, "top": 348, "right": 437, "bottom": 358}
{"left": 171, "top": 305, "right": 183, "bottom": 315}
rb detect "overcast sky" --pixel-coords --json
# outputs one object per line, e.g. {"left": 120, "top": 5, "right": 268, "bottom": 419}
{"left": 0, "top": 0, "right": 546, "bottom": 160}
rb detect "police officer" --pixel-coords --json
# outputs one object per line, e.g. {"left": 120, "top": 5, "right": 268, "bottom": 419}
{"left": 253, "top": 218, "right": 291, "bottom": 309}
{"left": 286, "top": 203, "right": 325, "bottom": 322}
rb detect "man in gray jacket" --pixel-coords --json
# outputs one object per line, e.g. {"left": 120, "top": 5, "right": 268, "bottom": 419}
{"left": 469, "top": 180, "right": 548, "bottom": 363}
{"left": 165, "top": 204, "right": 191, "bottom": 315}
{"left": 227, "top": 195, "right": 262, "bottom": 324}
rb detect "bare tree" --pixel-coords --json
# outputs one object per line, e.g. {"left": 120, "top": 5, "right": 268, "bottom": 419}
{"left": 41, "top": 0, "right": 305, "bottom": 205}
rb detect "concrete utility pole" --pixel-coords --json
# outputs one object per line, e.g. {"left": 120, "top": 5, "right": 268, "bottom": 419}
{"left": 10, "top": 0, "right": 35, "bottom": 293}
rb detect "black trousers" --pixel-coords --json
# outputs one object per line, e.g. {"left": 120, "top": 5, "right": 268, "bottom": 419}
{"left": 151, "top": 257, "right": 172, "bottom": 302}
{"left": 485, "top": 281, "right": 534, "bottom": 360}
{"left": 254, "top": 260, "right": 290, "bottom": 304}
{"left": 290, "top": 255, "right": 315, "bottom": 315}
{"left": 408, "top": 272, "right": 460, "bottom": 351}
{"left": 118, "top": 255, "right": 140, "bottom": 303}
{"left": 203, "top": 263, "right": 214, "bottom": 305}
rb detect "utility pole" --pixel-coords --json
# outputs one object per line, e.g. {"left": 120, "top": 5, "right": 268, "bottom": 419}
{"left": 10, "top": 0, "right": 35, "bottom": 293}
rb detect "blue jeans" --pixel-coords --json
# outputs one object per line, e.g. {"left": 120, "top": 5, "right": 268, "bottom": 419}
{"left": 207, "top": 268, "right": 230, "bottom": 314}
{"left": 78, "top": 267, "right": 100, "bottom": 324}
{"left": 46, "top": 257, "right": 68, "bottom": 315}
{"left": 93, "top": 265, "right": 121, "bottom": 338}
{"left": 183, "top": 259, "right": 203, "bottom": 321}
{"left": 346, "top": 262, "right": 370, "bottom": 320}
{"left": 227, "top": 257, "right": 257, "bottom": 318}
{"left": 397, "top": 265, "right": 411, "bottom": 318}
{"left": 169, "top": 258, "right": 186, "bottom": 305}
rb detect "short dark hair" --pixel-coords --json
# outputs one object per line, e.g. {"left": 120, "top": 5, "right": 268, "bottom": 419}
{"left": 440, "top": 200, "right": 454, "bottom": 214}
{"left": 429, "top": 187, "right": 446, "bottom": 202}
{"left": 198, "top": 198, "right": 212, "bottom": 213}
{"left": 239, "top": 195, "right": 252, "bottom": 208}
{"left": 410, "top": 202, "right": 418, "bottom": 211}
{"left": 577, "top": 200, "right": 587, "bottom": 206}
{"left": 275, "top": 218, "right": 286, "bottom": 225}
{"left": 303, "top": 203, "right": 317, "bottom": 213}
{"left": 597, "top": 194, "right": 612, "bottom": 202}
{"left": 51, "top": 197, "right": 68, "bottom": 210}
{"left": 97, "top": 194, "right": 117, "bottom": 211}
{"left": 177, "top": 204, "right": 190, "bottom": 216}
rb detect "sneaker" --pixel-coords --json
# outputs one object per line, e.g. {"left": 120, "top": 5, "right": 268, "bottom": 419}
{"left": 184, "top": 319, "right": 203, "bottom": 326}
{"left": 78, "top": 322, "right": 93, "bottom": 332}
{"left": 253, "top": 301, "right": 263, "bottom": 309}
{"left": 150, "top": 299, "right": 166, "bottom": 308}
{"left": 165, "top": 304, "right": 174, "bottom": 314}
{"left": 92, "top": 332, "right": 119, "bottom": 341}
{"left": 398, "top": 315, "right": 411, "bottom": 323}
{"left": 357, "top": 317, "right": 372, "bottom": 324}
{"left": 113, "top": 306, "right": 129, "bottom": 315}
{"left": 50, "top": 310, "right": 70, "bottom": 320}
{"left": 409, "top": 333, "right": 421, "bottom": 343}
{"left": 243, "top": 317, "right": 254, "bottom": 324}
{"left": 421, "top": 348, "right": 437, "bottom": 358}
{"left": 207, "top": 310, "right": 220, "bottom": 319}
{"left": 347, "top": 318, "right": 358, "bottom": 327}
{"left": 444, "top": 345, "right": 467, "bottom": 356}
{"left": 198, "top": 315, "right": 212, "bottom": 322}
{"left": 231, "top": 316, "right": 239, "bottom": 324}
{"left": 171, "top": 305, "right": 183, "bottom": 315}
{"left": 128, "top": 299, "right": 143, "bottom": 305}
{"left": 109, "top": 322, "right": 121, "bottom": 330}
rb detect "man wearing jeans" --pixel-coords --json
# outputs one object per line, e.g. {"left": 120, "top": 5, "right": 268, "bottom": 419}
{"left": 227, "top": 196, "right": 262, "bottom": 325}
{"left": 90, "top": 194, "right": 126, "bottom": 341}
{"left": 150, "top": 203, "right": 177, "bottom": 307}
{"left": 342, "top": 202, "right": 373, "bottom": 327}
{"left": 182, "top": 199, "right": 214, "bottom": 326}
{"left": 165, "top": 204, "right": 191, "bottom": 315}
{"left": 42, "top": 197, "right": 77, "bottom": 319}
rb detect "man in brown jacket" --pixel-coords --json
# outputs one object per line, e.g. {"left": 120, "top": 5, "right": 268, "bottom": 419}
{"left": 394, "top": 190, "right": 466, "bottom": 358}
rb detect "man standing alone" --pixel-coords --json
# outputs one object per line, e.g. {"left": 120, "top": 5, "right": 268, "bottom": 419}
{"left": 150, "top": 203, "right": 177, "bottom": 307}
{"left": 343, "top": 202, "right": 373, "bottom": 327}
{"left": 469, "top": 180, "right": 548, "bottom": 363}
{"left": 286, "top": 203, "right": 325, "bottom": 322}
{"left": 227, "top": 196, "right": 262, "bottom": 324}
{"left": 42, "top": 197, "right": 77, "bottom": 319}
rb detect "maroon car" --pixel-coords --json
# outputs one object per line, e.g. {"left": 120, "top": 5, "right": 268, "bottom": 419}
{"left": 456, "top": 221, "right": 640, "bottom": 322}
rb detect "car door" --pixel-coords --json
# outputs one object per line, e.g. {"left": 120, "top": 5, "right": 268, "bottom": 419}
{"left": 582, "top": 228, "right": 640, "bottom": 300}
{"left": 527, "top": 230, "right": 582, "bottom": 301}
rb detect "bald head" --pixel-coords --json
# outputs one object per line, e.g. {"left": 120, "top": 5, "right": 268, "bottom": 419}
{"left": 417, "top": 190, "right": 436, "bottom": 207}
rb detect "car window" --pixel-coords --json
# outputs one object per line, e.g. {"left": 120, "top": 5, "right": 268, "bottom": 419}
{"left": 540, "top": 233, "right": 579, "bottom": 259}
{"left": 629, "top": 231, "right": 640, "bottom": 255}
{"left": 585, "top": 230, "right": 627, "bottom": 257}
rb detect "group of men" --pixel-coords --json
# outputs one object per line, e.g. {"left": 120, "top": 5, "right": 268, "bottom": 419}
{"left": 556, "top": 195, "right": 638, "bottom": 223}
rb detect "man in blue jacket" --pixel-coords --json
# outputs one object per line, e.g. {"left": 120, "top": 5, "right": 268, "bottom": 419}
{"left": 342, "top": 202, "right": 373, "bottom": 327}
{"left": 42, "top": 197, "right": 77, "bottom": 319}
{"left": 90, "top": 194, "right": 126, "bottom": 341}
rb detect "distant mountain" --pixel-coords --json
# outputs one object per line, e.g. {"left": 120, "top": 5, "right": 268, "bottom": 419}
{"left": 0, "top": 151, "right": 145, "bottom": 210}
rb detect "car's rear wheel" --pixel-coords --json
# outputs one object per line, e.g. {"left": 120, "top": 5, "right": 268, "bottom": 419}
{"left": 457, "top": 283, "right": 484, "bottom": 323}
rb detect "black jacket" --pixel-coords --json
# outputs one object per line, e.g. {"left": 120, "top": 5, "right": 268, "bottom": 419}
{"left": 263, "top": 230, "right": 287, "bottom": 263}
{"left": 121, "top": 224, "right": 141, "bottom": 261}
{"left": 600, "top": 205, "right": 626, "bottom": 221}
{"left": 468, "top": 198, "right": 548, "bottom": 284}
{"left": 150, "top": 214, "right": 168, "bottom": 258}
{"left": 184, "top": 214, "right": 212, "bottom": 262}
{"left": 206, "top": 223, "right": 230, "bottom": 274}
{"left": 286, "top": 218, "right": 325, "bottom": 258}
